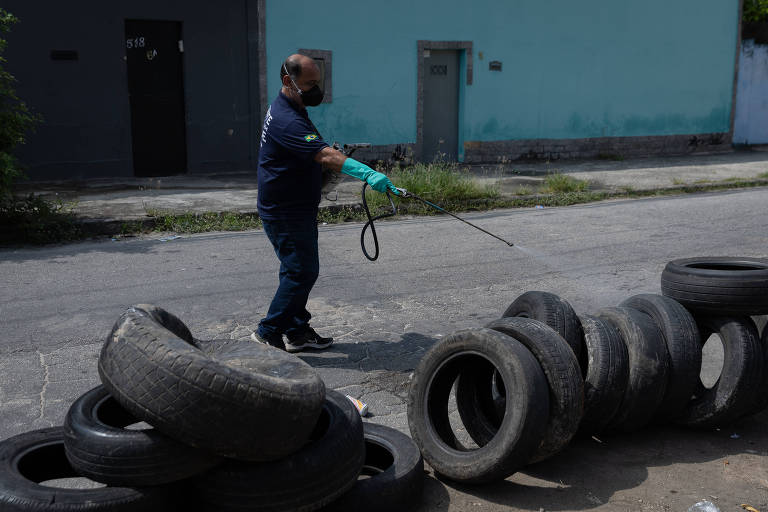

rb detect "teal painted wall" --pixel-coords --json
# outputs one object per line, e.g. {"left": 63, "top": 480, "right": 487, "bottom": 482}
{"left": 266, "top": 0, "right": 739, "bottom": 146}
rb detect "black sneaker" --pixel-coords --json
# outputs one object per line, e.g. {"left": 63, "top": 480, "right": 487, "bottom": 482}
{"left": 250, "top": 331, "right": 286, "bottom": 351}
{"left": 286, "top": 327, "right": 334, "bottom": 353}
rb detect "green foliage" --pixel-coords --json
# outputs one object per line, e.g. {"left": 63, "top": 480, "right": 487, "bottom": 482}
{"left": 145, "top": 210, "right": 263, "bottom": 233}
{"left": 542, "top": 173, "right": 589, "bottom": 193}
{"left": 362, "top": 161, "right": 500, "bottom": 215}
{"left": 744, "top": 0, "right": 768, "bottom": 23}
{"left": 513, "top": 185, "right": 533, "bottom": 196}
{"left": 0, "top": 8, "right": 40, "bottom": 201}
{"left": 0, "top": 194, "right": 81, "bottom": 245}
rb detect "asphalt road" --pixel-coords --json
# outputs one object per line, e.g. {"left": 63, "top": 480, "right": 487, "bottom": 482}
{"left": 1, "top": 188, "right": 767, "bottom": 511}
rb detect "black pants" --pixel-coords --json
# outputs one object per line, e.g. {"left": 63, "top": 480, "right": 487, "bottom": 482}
{"left": 257, "top": 216, "right": 319, "bottom": 339}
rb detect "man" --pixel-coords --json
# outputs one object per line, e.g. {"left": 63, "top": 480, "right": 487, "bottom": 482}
{"left": 252, "top": 54, "right": 399, "bottom": 353}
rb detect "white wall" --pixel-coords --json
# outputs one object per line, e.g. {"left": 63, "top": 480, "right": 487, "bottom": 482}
{"left": 734, "top": 40, "right": 768, "bottom": 144}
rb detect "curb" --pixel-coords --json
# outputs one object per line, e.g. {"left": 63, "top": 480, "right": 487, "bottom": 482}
{"left": 43, "top": 178, "right": 768, "bottom": 240}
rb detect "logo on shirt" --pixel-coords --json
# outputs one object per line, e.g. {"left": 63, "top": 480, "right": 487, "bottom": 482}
{"left": 260, "top": 106, "right": 273, "bottom": 148}
{"left": 304, "top": 134, "right": 319, "bottom": 142}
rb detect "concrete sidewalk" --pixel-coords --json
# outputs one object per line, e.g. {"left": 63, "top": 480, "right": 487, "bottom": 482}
{"left": 14, "top": 148, "right": 768, "bottom": 228}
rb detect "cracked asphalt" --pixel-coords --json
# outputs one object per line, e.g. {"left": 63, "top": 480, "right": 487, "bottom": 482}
{"left": 1, "top": 187, "right": 767, "bottom": 511}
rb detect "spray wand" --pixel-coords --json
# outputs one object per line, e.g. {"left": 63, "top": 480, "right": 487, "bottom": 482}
{"left": 360, "top": 183, "right": 514, "bottom": 261}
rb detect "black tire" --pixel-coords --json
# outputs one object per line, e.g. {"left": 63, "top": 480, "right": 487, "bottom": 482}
{"left": 754, "top": 321, "right": 768, "bottom": 415}
{"left": 744, "top": 317, "right": 768, "bottom": 417}
{"left": 98, "top": 304, "right": 325, "bottom": 461}
{"left": 765, "top": 318, "right": 768, "bottom": 344}
{"left": 661, "top": 257, "right": 768, "bottom": 315}
{"left": 196, "top": 390, "right": 365, "bottom": 512}
{"left": 679, "top": 316, "right": 763, "bottom": 428}
{"left": 502, "top": 291, "right": 583, "bottom": 361}
{"left": 0, "top": 427, "right": 175, "bottom": 512}
{"left": 453, "top": 367, "right": 507, "bottom": 451}
{"left": 753, "top": 315, "right": 767, "bottom": 338}
{"left": 577, "top": 315, "right": 629, "bottom": 435}
{"left": 407, "top": 328, "right": 549, "bottom": 484}
{"left": 64, "top": 385, "right": 221, "bottom": 486}
{"left": 320, "top": 423, "right": 424, "bottom": 512}
{"left": 620, "top": 294, "right": 702, "bottom": 422}
{"left": 456, "top": 317, "right": 583, "bottom": 463}
{"left": 596, "top": 307, "right": 670, "bottom": 432}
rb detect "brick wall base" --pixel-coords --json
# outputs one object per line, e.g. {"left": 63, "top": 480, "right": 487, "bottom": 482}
{"left": 349, "top": 133, "right": 732, "bottom": 165}
{"left": 348, "top": 143, "right": 417, "bottom": 164}
{"left": 462, "top": 133, "right": 733, "bottom": 163}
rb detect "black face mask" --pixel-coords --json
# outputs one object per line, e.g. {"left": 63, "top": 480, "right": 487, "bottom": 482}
{"left": 299, "top": 85, "right": 324, "bottom": 107}
{"left": 285, "top": 64, "right": 324, "bottom": 107}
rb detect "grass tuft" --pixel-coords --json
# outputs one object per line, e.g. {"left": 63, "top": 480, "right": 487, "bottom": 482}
{"left": 143, "top": 209, "right": 262, "bottom": 233}
{"left": 513, "top": 185, "right": 533, "bottom": 196}
{"left": 541, "top": 173, "right": 589, "bottom": 193}
{"left": 0, "top": 195, "right": 81, "bottom": 245}
{"left": 362, "top": 161, "right": 500, "bottom": 217}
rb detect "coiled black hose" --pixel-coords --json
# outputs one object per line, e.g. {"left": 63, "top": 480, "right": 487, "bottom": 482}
{"left": 360, "top": 182, "right": 398, "bottom": 261}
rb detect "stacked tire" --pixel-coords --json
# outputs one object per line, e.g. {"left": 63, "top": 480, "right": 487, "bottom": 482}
{"left": 0, "top": 305, "right": 425, "bottom": 511}
{"left": 407, "top": 256, "right": 768, "bottom": 484}
{"left": 407, "top": 293, "right": 585, "bottom": 484}
{"left": 661, "top": 257, "right": 768, "bottom": 427}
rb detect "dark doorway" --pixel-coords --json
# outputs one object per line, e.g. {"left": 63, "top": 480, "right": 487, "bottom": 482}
{"left": 125, "top": 20, "right": 187, "bottom": 177}
{"left": 423, "top": 50, "right": 460, "bottom": 161}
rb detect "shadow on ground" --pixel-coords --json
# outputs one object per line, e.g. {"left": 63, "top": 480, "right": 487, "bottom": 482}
{"left": 298, "top": 333, "right": 768, "bottom": 511}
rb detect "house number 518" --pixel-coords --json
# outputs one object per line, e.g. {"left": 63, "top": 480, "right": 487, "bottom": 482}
{"left": 126, "top": 37, "right": 146, "bottom": 49}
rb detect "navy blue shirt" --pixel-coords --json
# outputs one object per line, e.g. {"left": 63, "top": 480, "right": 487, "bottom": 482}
{"left": 257, "top": 92, "right": 329, "bottom": 220}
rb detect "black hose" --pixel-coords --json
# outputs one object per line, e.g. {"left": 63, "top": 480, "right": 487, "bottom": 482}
{"left": 360, "top": 182, "right": 398, "bottom": 261}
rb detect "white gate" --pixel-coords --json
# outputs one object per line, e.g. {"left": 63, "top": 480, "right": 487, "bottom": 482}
{"left": 734, "top": 40, "right": 768, "bottom": 145}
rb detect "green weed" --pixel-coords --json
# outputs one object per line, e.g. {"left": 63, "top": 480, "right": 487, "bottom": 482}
{"left": 0, "top": 194, "right": 81, "bottom": 245}
{"left": 146, "top": 210, "right": 262, "bottom": 233}
{"left": 542, "top": 173, "right": 588, "bottom": 193}
{"left": 514, "top": 185, "right": 533, "bottom": 196}
{"left": 362, "top": 161, "right": 500, "bottom": 217}
{"left": 316, "top": 205, "right": 362, "bottom": 224}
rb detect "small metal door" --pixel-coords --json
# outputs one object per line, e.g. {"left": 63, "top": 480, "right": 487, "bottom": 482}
{"left": 125, "top": 20, "right": 187, "bottom": 177}
{"left": 423, "top": 50, "right": 460, "bottom": 161}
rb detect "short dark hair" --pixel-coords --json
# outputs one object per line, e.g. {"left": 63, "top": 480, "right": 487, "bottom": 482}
{"left": 280, "top": 58, "right": 302, "bottom": 80}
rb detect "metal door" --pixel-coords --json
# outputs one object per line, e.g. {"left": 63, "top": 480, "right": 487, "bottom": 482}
{"left": 125, "top": 20, "right": 187, "bottom": 177}
{"left": 423, "top": 50, "right": 460, "bottom": 161}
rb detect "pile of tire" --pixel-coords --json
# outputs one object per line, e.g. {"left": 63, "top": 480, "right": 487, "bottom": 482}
{"left": 407, "top": 256, "right": 768, "bottom": 484}
{"left": 0, "top": 304, "right": 424, "bottom": 512}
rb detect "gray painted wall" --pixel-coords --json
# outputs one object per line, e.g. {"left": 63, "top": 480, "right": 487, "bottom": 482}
{"left": 3, "top": 1, "right": 259, "bottom": 180}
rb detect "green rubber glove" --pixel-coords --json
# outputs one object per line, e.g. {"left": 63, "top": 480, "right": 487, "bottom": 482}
{"left": 341, "top": 158, "right": 400, "bottom": 195}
